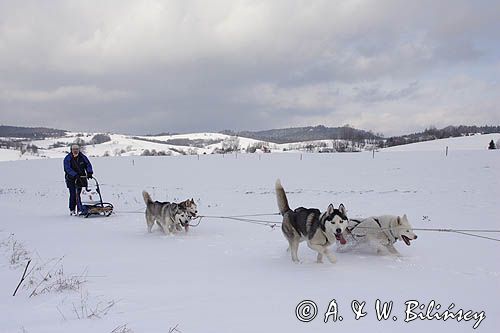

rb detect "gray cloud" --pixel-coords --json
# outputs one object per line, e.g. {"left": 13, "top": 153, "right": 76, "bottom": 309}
{"left": 0, "top": 0, "right": 499, "bottom": 135}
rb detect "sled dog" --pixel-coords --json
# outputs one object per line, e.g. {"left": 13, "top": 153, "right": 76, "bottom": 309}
{"left": 178, "top": 198, "right": 198, "bottom": 232}
{"left": 346, "top": 215, "right": 417, "bottom": 255}
{"left": 275, "top": 179, "right": 348, "bottom": 263}
{"left": 142, "top": 191, "right": 198, "bottom": 234}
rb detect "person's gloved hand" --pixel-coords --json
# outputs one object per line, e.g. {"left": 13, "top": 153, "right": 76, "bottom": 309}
{"left": 87, "top": 173, "right": 93, "bottom": 179}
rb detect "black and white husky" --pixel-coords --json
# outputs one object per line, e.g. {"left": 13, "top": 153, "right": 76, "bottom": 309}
{"left": 142, "top": 191, "right": 197, "bottom": 234}
{"left": 345, "top": 215, "right": 418, "bottom": 255}
{"left": 275, "top": 179, "right": 348, "bottom": 263}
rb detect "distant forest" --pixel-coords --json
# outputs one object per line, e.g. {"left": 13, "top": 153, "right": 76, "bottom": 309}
{"left": 1, "top": 124, "right": 499, "bottom": 150}
{"left": 0, "top": 125, "right": 66, "bottom": 139}
{"left": 384, "top": 125, "right": 500, "bottom": 147}
{"left": 223, "top": 125, "right": 381, "bottom": 144}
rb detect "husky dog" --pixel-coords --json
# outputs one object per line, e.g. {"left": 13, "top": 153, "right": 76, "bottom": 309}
{"left": 275, "top": 179, "right": 348, "bottom": 263}
{"left": 178, "top": 198, "right": 198, "bottom": 232}
{"left": 178, "top": 199, "right": 197, "bottom": 217}
{"left": 346, "top": 215, "right": 417, "bottom": 255}
{"left": 142, "top": 191, "right": 197, "bottom": 234}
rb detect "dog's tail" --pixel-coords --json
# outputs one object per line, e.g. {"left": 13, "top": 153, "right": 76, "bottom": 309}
{"left": 275, "top": 179, "right": 291, "bottom": 215}
{"left": 142, "top": 191, "right": 153, "bottom": 205}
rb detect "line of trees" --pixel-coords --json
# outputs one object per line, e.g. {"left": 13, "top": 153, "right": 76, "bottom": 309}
{"left": 0, "top": 139, "right": 39, "bottom": 154}
{"left": 383, "top": 125, "right": 500, "bottom": 148}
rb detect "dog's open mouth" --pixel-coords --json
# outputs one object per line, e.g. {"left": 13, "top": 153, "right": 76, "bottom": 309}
{"left": 401, "top": 235, "right": 412, "bottom": 246}
{"left": 335, "top": 233, "right": 347, "bottom": 245}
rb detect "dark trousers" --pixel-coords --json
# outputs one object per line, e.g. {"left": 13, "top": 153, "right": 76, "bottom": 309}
{"left": 67, "top": 181, "right": 83, "bottom": 212}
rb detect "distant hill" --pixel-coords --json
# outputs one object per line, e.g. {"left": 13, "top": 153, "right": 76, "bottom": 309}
{"left": 385, "top": 125, "right": 500, "bottom": 147}
{"left": 222, "top": 125, "right": 381, "bottom": 144}
{"left": 0, "top": 125, "right": 67, "bottom": 139}
{"left": 1, "top": 124, "right": 498, "bottom": 158}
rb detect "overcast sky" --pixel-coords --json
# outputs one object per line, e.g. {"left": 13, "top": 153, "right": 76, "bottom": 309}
{"left": 0, "top": 0, "right": 499, "bottom": 136}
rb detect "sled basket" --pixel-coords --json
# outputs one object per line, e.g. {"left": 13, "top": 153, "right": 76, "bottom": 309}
{"left": 76, "top": 176, "right": 114, "bottom": 218}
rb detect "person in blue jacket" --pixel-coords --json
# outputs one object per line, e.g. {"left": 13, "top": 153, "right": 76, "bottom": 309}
{"left": 64, "top": 144, "right": 93, "bottom": 215}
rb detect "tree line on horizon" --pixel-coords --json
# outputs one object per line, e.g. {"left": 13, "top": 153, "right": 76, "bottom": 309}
{"left": 1, "top": 124, "right": 499, "bottom": 150}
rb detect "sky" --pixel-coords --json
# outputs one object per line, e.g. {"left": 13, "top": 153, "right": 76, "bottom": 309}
{"left": 0, "top": 0, "right": 499, "bottom": 136}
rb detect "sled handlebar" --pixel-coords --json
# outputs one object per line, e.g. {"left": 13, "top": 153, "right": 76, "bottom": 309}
{"left": 77, "top": 175, "right": 100, "bottom": 188}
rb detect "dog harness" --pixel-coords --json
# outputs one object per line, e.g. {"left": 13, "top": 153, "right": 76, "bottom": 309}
{"left": 346, "top": 219, "right": 364, "bottom": 239}
{"left": 374, "top": 218, "right": 398, "bottom": 244}
{"left": 347, "top": 218, "right": 398, "bottom": 243}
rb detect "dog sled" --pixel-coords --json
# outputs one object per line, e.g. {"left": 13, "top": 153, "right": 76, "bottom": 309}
{"left": 76, "top": 176, "right": 114, "bottom": 218}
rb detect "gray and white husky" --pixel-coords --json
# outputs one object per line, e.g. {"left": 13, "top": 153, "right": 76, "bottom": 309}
{"left": 142, "top": 191, "right": 198, "bottom": 234}
{"left": 346, "top": 215, "right": 418, "bottom": 255}
{"left": 275, "top": 179, "right": 348, "bottom": 263}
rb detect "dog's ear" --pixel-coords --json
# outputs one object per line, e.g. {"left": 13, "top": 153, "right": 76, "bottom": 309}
{"left": 338, "top": 203, "right": 346, "bottom": 215}
{"left": 327, "top": 203, "right": 334, "bottom": 215}
{"left": 397, "top": 216, "right": 401, "bottom": 225}
{"left": 403, "top": 214, "right": 407, "bottom": 220}
{"left": 191, "top": 198, "right": 195, "bottom": 204}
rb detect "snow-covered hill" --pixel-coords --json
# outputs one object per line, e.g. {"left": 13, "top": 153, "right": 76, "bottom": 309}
{"left": 1, "top": 130, "right": 499, "bottom": 162}
{"left": 0, "top": 150, "right": 498, "bottom": 332}
{"left": 0, "top": 131, "right": 372, "bottom": 161}
{"left": 383, "top": 133, "right": 500, "bottom": 152}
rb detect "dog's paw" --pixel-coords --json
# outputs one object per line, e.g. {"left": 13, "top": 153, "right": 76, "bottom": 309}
{"left": 327, "top": 254, "right": 337, "bottom": 263}
{"left": 316, "top": 253, "right": 324, "bottom": 263}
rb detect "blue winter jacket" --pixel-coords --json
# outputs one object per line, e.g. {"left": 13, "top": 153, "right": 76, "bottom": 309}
{"left": 63, "top": 152, "right": 93, "bottom": 181}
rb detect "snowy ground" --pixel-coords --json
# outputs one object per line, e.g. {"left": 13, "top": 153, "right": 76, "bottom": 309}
{"left": 0, "top": 149, "right": 499, "bottom": 332}
{"left": 0, "top": 148, "right": 23, "bottom": 162}
{"left": 383, "top": 133, "right": 500, "bottom": 152}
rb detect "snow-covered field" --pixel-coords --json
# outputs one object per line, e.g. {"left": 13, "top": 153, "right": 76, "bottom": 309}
{"left": 1, "top": 147, "right": 499, "bottom": 332}
{"left": 0, "top": 148, "right": 23, "bottom": 162}
{"left": 384, "top": 133, "right": 500, "bottom": 152}
{"left": 1, "top": 130, "right": 378, "bottom": 161}
{"left": 2, "top": 130, "right": 499, "bottom": 162}
{"left": 1, "top": 132, "right": 277, "bottom": 161}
